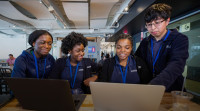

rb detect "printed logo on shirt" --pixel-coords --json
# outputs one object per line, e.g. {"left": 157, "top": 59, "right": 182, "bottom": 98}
{"left": 87, "top": 66, "right": 91, "bottom": 68}
{"left": 46, "top": 65, "right": 51, "bottom": 69}
{"left": 166, "top": 45, "right": 171, "bottom": 48}
{"left": 131, "top": 70, "right": 137, "bottom": 72}
{"left": 79, "top": 69, "right": 84, "bottom": 71}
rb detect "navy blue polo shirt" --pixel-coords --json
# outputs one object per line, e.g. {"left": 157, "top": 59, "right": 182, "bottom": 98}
{"left": 151, "top": 32, "right": 168, "bottom": 59}
{"left": 111, "top": 56, "right": 140, "bottom": 84}
{"left": 61, "top": 58, "right": 84, "bottom": 93}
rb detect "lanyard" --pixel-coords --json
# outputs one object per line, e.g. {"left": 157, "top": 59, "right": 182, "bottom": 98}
{"left": 151, "top": 30, "right": 170, "bottom": 75}
{"left": 32, "top": 52, "right": 46, "bottom": 79}
{"left": 68, "top": 59, "right": 80, "bottom": 89}
{"left": 119, "top": 57, "right": 129, "bottom": 83}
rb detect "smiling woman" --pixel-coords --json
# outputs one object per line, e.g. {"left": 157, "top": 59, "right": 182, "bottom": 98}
{"left": 11, "top": 30, "right": 55, "bottom": 78}
{"left": 98, "top": 34, "right": 152, "bottom": 84}
{"left": 49, "top": 32, "right": 100, "bottom": 94}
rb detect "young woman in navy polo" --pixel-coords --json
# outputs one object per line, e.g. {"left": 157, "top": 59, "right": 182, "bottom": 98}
{"left": 12, "top": 30, "right": 55, "bottom": 78}
{"left": 98, "top": 34, "right": 151, "bottom": 84}
{"left": 49, "top": 32, "right": 99, "bottom": 94}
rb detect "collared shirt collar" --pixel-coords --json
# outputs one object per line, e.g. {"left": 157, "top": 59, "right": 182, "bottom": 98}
{"left": 151, "top": 29, "right": 169, "bottom": 42}
{"left": 66, "top": 56, "right": 83, "bottom": 67}
{"left": 115, "top": 55, "right": 134, "bottom": 67}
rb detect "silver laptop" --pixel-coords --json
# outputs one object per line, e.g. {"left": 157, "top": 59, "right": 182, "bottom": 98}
{"left": 5, "top": 78, "right": 86, "bottom": 111}
{"left": 90, "top": 82, "right": 165, "bottom": 111}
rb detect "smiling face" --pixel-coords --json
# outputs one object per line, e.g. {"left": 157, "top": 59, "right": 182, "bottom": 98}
{"left": 32, "top": 34, "right": 52, "bottom": 58}
{"left": 116, "top": 39, "right": 132, "bottom": 61}
{"left": 69, "top": 43, "right": 85, "bottom": 62}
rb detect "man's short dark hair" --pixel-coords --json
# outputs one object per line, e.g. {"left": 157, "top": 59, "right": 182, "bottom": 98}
{"left": 144, "top": 3, "right": 172, "bottom": 23}
{"left": 9, "top": 54, "right": 13, "bottom": 56}
{"left": 61, "top": 32, "right": 88, "bottom": 55}
{"left": 28, "top": 30, "right": 53, "bottom": 46}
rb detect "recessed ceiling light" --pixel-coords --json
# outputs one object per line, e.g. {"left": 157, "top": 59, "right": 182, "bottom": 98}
{"left": 124, "top": 7, "right": 128, "bottom": 12}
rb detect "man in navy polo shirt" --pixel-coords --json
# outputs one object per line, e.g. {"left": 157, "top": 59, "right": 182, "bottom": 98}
{"left": 135, "top": 3, "right": 189, "bottom": 92}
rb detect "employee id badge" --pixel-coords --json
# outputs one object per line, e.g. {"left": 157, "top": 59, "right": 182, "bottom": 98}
{"left": 71, "top": 88, "right": 84, "bottom": 95}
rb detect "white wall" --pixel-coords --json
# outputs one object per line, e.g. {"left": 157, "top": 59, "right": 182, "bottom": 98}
{"left": 0, "top": 34, "right": 27, "bottom": 59}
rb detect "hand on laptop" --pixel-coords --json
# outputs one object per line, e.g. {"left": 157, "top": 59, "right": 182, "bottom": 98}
{"left": 84, "top": 75, "right": 98, "bottom": 86}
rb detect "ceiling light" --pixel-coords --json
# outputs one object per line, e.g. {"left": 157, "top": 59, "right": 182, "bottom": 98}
{"left": 137, "top": 7, "right": 144, "bottom": 13}
{"left": 48, "top": 6, "right": 54, "bottom": 12}
{"left": 124, "top": 7, "right": 128, "bottom": 12}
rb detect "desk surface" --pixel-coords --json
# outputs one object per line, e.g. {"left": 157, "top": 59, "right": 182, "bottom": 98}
{"left": 1, "top": 93, "right": 200, "bottom": 111}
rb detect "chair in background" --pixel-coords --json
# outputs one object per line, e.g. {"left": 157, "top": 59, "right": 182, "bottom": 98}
{"left": 0, "top": 68, "right": 12, "bottom": 94}
{"left": 0, "top": 63, "right": 8, "bottom": 67}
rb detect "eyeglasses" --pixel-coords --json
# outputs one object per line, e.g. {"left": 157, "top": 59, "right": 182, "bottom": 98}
{"left": 145, "top": 20, "right": 165, "bottom": 29}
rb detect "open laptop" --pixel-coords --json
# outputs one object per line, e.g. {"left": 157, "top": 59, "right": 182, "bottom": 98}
{"left": 90, "top": 82, "right": 165, "bottom": 111}
{"left": 5, "top": 77, "right": 86, "bottom": 111}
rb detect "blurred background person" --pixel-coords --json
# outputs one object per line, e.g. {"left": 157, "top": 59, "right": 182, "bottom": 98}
{"left": 7, "top": 54, "right": 15, "bottom": 66}
{"left": 98, "top": 53, "right": 110, "bottom": 67}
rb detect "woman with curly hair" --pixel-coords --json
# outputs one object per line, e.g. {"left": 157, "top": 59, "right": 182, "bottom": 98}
{"left": 49, "top": 32, "right": 99, "bottom": 94}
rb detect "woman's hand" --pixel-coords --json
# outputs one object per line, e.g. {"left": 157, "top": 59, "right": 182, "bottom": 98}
{"left": 84, "top": 75, "right": 98, "bottom": 86}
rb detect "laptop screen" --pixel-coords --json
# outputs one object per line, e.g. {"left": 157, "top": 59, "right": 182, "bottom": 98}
{"left": 5, "top": 78, "right": 85, "bottom": 111}
{"left": 90, "top": 82, "right": 165, "bottom": 111}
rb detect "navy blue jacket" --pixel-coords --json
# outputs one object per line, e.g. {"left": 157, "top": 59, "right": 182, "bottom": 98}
{"left": 98, "top": 55, "right": 152, "bottom": 84}
{"left": 135, "top": 29, "right": 189, "bottom": 92}
{"left": 48, "top": 57, "right": 100, "bottom": 94}
{"left": 11, "top": 47, "right": 55, "bottom": 78}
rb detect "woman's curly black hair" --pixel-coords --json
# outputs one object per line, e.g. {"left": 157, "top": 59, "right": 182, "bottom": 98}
{"left": 61, "top": 32, "right": 88, "bottom": 54}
